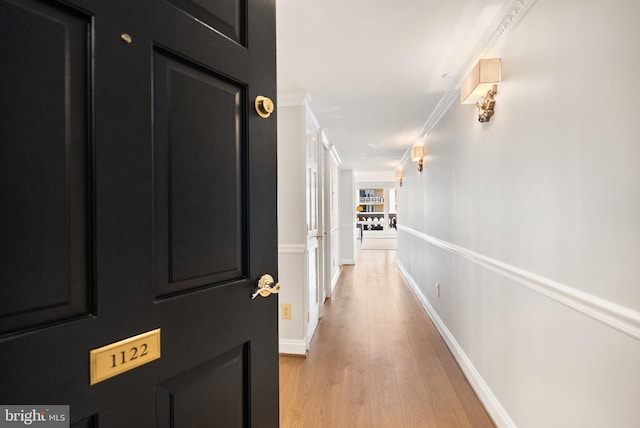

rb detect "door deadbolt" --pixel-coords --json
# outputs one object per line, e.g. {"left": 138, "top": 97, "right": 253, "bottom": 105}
{"left": 255, "top": 96, "right": 275, "bottom": 118}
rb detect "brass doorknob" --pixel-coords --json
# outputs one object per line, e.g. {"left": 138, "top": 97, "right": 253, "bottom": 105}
{"left": 255, "top": 96, "right": 275, "bottom": 118}
{"left": 315, "top": 234, "right": 324, "bottom": 240}
{"left": 252, "top": 274, "right": 281, "bottom": 299}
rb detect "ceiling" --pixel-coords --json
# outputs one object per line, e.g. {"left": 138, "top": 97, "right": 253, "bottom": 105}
{"left": 276, "top": 0, "right": 508, "bottom": 172}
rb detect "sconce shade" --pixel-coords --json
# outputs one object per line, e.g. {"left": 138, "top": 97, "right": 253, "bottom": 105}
{"left": 460, "top": 58, "right": 501, "bottom": 104}
{"left": 396, "top": 169, "right": 404, "bottom": 186}
{"left": 411, "top": 146, "right": 425, "bottom": 161}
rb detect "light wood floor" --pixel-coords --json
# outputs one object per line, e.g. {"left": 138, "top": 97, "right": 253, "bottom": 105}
{"left": 279, "top": 249, "right": 495, "bottom": 428}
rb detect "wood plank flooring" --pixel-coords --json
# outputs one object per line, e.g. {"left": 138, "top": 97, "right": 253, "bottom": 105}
{"left": 279, "top": 249, "right": 495, "bottom": 428}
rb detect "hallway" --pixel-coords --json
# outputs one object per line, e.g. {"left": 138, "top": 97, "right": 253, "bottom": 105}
{"left": 279, "top": 249, "right": 494, "bottom": 427}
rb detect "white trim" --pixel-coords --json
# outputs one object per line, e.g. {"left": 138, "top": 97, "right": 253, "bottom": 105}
{"left": 398, "top": 225, "right": 640, "bottom": 341}
{"left": 329, "top": 144, "right": 342, "bottom": 166}
{"left": 320, "top": 132, "right": 330, "bottom": 150}
{"left": 279, "top": 338, "right": 307, "bottom": 355}
{"left": 277, "top": 92, "right": 311, "bottom": 107}
{"left": 331, "top": 267, "right": 341, "bottom": 291}
{"left": 396, "top": 260, "right": 516, "bottom": 428}
{"left": 399, "top": 148, "right": 412, "bottom": 168}
{"left": 340, "top": 259, "right": 355, "bottom": 265}
{"left": 305, "top": 103, "right": 321, "bottom": 132}
{"left": 278, "top": 244, "right": 306, "bottom": 254}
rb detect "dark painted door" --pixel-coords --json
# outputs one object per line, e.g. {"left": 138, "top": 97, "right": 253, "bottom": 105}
{"left": 0, "top": 0, "right": 278, "bottom": 426}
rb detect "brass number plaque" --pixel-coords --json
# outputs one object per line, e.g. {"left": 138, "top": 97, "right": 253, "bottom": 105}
{"left": 90, "top": 328, "right": 161, "bottom": 385}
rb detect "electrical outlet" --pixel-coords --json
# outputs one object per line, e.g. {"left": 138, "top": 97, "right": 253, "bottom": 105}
{"left": 436, "top": 283, "right": 440, "bottom": 297}
{"left": 281, "top": 303, "right": 292, "bottom": 320}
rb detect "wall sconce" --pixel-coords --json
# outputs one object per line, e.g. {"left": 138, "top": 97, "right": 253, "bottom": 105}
{"left": 395, "top": 169, "right": 404, "bottom": 187}
{"left": 460, "top": 58, "right": 501, "bottom": 122}
{"left": 411, "top": 146, "right": 425, "bottom": 172}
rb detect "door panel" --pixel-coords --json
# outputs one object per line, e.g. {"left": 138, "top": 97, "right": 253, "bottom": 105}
{"left": 156, "top": 343, "right": 249, "bottom": 427}
{"left": 166, "top": 0, "right": 246, "bottom": 45}
{"left": 153, "top": 47, "right": 245, "bottom": 296}
{"left": 0, "top": 0, "right": 91, "bottom": 335}
{"left": 0, "top": 0, "right": 278, "bottom": 426}
{"left": 71, "top": 415, "right": 98, "bottom": 428}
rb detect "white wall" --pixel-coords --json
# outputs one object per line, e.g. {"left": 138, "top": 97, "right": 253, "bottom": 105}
{"left": 355, "top": 170, "right": 396, "bottom": 184}
{"left": 277, "top": 103, "right": 307, "bottom": 353}
{"left": 397, "top": 0, "right": 640, "bottom": 426}
{"left": 278, "top": 100, "right": 344, "bottom": 353}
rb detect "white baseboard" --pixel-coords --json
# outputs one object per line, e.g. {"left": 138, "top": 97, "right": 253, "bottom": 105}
{"left": 329, "top": 267, "right": 341, "bottom": 297}
{"left": 279, "top": 338, "right": 307, "bottom": 356}
{"left": 340, "top": 259, "right": 355, "bottom": 265}
{"left": 396, "top": 260, "right": 516, "bottom": 428}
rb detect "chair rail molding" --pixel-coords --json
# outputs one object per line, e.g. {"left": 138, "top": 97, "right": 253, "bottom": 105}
{"left": 398, "top": 224, "right": 640, "bottom": 342}
{"left": 278, "top": 244, "right": 306, "bottom": 254}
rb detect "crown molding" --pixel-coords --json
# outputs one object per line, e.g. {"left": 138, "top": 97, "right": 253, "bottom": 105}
{"left": 418, "top": 0, "right": 539, "bottom": 139}
{"left": 277, "top": 92, "right": 323, "bottom": 133}
{"left": 305, "top": 106, "right": 321, "bottom": 134}
{"left": 277, "top": 92, "right": 311, "bottom": 107}
{"left": 399, "top": 146, "right": 412, "bottom": 168}
{"left": 329, "top": 144, "right": 342, "bottom": 165}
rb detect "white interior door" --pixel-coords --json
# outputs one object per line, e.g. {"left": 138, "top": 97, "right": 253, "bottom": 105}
{"left": 305, "top": 122, "right": 321, "bottom": 342}
{"left": 316, "top": 141, "right": 327, "bottom": 318}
